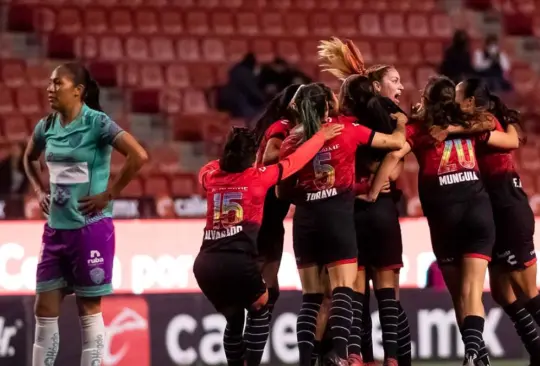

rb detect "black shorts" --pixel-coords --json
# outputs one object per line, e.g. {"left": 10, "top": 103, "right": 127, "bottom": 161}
{"left": 193, "top": 251, "right": 266, "bottom": 313}
{"left": 355, "top": 195, "right": 403, "bottom": 270}
{"left": 424, "top": 195, "right": 495, "bottom": 266}
{"left": 257, "top": 186, "right": 290, "bottom": 263}
{"left": 293, "top": 193, "right": 357, "bottom": 268}
{"left": 490, "top": 201, "right": 536, "bottom": 271}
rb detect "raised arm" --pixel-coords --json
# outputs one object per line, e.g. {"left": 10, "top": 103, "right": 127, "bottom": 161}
{"left": 262, "top": 137, "right": 284, "bottom": 165}
{"left": 367, "top": 143, "right": 411, "bottom": 201}
{"left": 483, "top": 124, "right": 520, "bottom": 150}
{"left": 370, "top": 112, "right": 407, "bottom": 150}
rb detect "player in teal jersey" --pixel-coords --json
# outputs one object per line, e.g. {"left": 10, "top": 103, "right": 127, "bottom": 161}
{"left": 23, "top": 63, "right": 148, "bottom": 366}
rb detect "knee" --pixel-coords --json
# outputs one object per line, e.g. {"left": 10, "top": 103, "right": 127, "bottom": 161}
{"left": 76, "top": 297, "right": 102, "bottom": 317}
{"left": 34, "top": 295, "right": 61, "bottom": 318}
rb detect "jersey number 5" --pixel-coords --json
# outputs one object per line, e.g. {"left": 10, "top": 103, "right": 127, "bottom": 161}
{"left": 438, "top": 138, "right": 476, "bottom": 175}
{"left": 313, "top": 152, "right": 336, "bottom": 190}
{"left": 213, "top": 192, "right": 244, "bottom": 229}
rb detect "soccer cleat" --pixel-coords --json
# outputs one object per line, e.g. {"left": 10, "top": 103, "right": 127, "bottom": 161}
{"left": 383, "top": 358, "right": 398, "bottom": 366}
{"left": 463, "top": 354, "right": 477, "bottom": 366}
{"left": 323, "top": 351, "right": 349, "bottom": 366}
{"left": 347, "top": 353, "right": 364, "bottom": 366}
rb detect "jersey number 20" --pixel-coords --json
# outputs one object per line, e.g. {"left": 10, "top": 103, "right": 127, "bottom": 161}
{"left": 313, "top": 152, "right": 336, "bottom": 190}
{"left": 213, "top": 192, "right": 243, "bottom": 229}
{"left": 438, "top": 138, "right": 476, "bottom": 175}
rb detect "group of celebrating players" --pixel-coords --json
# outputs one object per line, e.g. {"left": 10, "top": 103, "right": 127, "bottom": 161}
{"left": 22, "top": 36, "right": 540, "bottom": 366}
{"left": 196, "top": 37, "right": 540, "bottom": 366}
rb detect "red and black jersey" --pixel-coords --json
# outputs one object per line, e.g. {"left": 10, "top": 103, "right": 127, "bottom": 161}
{"left": 476, "top": 118, "right": 528, "bottom": 206}
{"left": 255, "top": 119, "right": 292, "bottom": 167}
{"left": 199, "top": 160, "right": 284, "bottom": 254}
{"left": 406, "top": 121, "right": 486, "bottom": 205}
{"left": 280, "top": 115, "right": 375, "bottom": 204}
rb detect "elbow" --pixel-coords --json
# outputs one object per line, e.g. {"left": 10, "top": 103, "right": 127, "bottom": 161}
{"left": 131, "top": 149, "right": 149, "bottom": 168}
{"left": 391, "top": 137, "right": 405, "bottom": 151}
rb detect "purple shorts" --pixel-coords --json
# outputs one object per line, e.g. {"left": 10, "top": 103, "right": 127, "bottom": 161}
{"left": 36, "top": 218, "right": 115, "bottom": 297}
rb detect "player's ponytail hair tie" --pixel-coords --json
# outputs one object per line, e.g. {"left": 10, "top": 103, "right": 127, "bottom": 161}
{"left": 289, "top": 84, "right": 306, "bottom": 110}
{"left": 318, "top": 37, "right": 367, "bottom": 80}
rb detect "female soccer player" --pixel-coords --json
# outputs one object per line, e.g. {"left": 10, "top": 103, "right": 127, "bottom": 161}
{"left": 318, "top": 37, "right": 410, "bottom": 366}
{"left": 253, "top": 83, "right": 302, "bottom": 316}
{"left": 368, "top": 76, "right": 520, "bottom": 365}
{"left": 278, "top": 82, "right": 406, "bottom": 366}
{"left": 194, "top": 123, "right": 342, "bottom": 366}
{"left": 24, "top": 63, "right": 148, "bottom": 366}
{"left": 439, "top": 78, "right": 540, "bottom": 364}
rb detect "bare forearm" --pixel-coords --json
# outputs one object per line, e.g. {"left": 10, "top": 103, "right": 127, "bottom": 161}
{"left": 24, "top": 158, "right": 45, "bottom": 194}
{"left": 368, "top": 155, "right": 401, "bottom": 200}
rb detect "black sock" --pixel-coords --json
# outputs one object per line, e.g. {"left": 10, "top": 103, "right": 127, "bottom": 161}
{"left": 244, "top": 305, "right": 271, "bottom": 366}
{"left": 297, "top": 293, "right": 324, "bottom": 366}
{"left": 505, "top": 300, "right": 540, "bottom": 361}
{"left": 375, "top": 288, "right": 398, "bottom": 360}
{"left": 267, "top": 286, "right": 280, "bottom": 321}
{"left": 348, "top": 291, "right": 365, "bottom": 356}
{"left": 396, "top": 301, "right": 411, "bottom": 366}
{"left": 525, "top": 295, "right": 540, "bottom": 326}
{"left": 311, "top": 340, "right": 321, "bottom": 366}
{"left": 477, "top": 340, "right": 490, "bottom": 366}
{"left": 329, "top": 287, "right": 354, "bottom": 359}
{"left": 223, "top": 311, "right": 245, "bottom": 366}
{"left": 462, "top": 315, "right": 485, "bottom": 360}
{"left": 361, "top": 288, "right": 375, "bottom": 362}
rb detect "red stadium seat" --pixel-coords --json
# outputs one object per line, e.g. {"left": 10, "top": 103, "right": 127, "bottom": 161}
{"left": 416, "top": 66, "right": 437, "bottom": 90}
{"left": 431, "top": 13, "right": 453, "bottom": 38}
{"left": 398, "top": 66, "right": 416, "bottom": 91}
{"left": 149, "top": 145, "right": 181, "bottom": 172}
{"left": 171, "top": 114, "right": 205, "bottom": 141}
{"left": 367, "top": 0, "right": 389, "bottom": 11}
{"left": 166, "top": 64, "right": 190, "bottom": 88}
{"left": 135, "top": 9, "right": 159, "bottom": 34}
{"left": 226, "top": 39, "right": 250, "bottom": 62}
{"left": 160, "top": 89, "right": 183, "bottom": 114}
{"left": 309, "top": 13, "right": 333, "bottom": 36}
{"left": 85, "top": 8, "right": 108, "bottom": 34}
{"left": 212, "top": 12, "right": 235, "bottom": 35}
{"left": 354, "top": 41, "right": 374, "bottom": 64}
{"left": 110, "top": 8, "right": 133, "bottom": 34}
{"left": 171, "top": 174, "right": 196, "bottom": 197}
{"left": 407, "top": 13, "right": 429, "bottom": 38}
{"left": 125, "top": 36, "right": 149, "bottom": 61}
{"left": 375, "top": 41, "right": 397, "bottom": 64}
{"left": 119, "top": 177, "right": 144, "bottom": 197}
{"left": 183, "top": 89, "right": 209, "bottom": 114}
{"left": 511, "top": 66, "right": 537, "bottom": 96}
{"left": 16, "top": 88, "right": 42, "bottom": 115}
{"left": 144, "top": 175, "right": 171, "bottom": 197}
{"left": 520, "top": 173, "right": 537, "bottom": 197}
{"left": 119, "top": 63, "right": 139, "bottom": 87}
{"left": 186, "top": 11, "right": 210, "bottom": 35}
{"left": 292, "top": 0, "right": 316, "bottom": 9}
{"left": 383, "top": 13, "right": 406, "bottom": 38}
{"left": 110, "top": 150, "right": 125, "bottom": 173}
{"left": 284, "top": 13, "right": 309, "bottom": 36}
{"left": 261, "top": 13, "right": 284, "bottom": 36}
{"left": 170, "top": 0, "right": 195, "bottom": 7}
{"left": 75, "top": 35, "right": 98, "bottom": 60}
{"left": 359, "top": 13, "right": 382, "bottom": 37}
{"left": 335, "top": 14, "right": 358, "bottom": 37}
{"left": 236, "top": 13, "right": 259, "bottom": 36}
{"left": 423, "top": 41, "right": 444, "bottom": 64}
{"left": 56, "top": 8, "right": 82, "bottom": 34}
{"left": 150, "top": 37, "right": 176, "bottom": 62}
{"left": 268, "top": 0, "right": 292, "bottom": 9}
{"left": 318, "top": 70, "right": 341, "bottom": 90}
{"left": 161, "top": 10, "right": 183, "bottom": 35}
{"left": 1, "top": 60, "right": 26, "bottom": 88}
{"left": 276, "top": 40, "right": 300, "bottom": 64}
{"left": 199, "top": 0, "right": 220, "bottom": 8}
{"left": 189, "top": 65, "right": 216, "bottom": 89}
{"left": 177, "top": 38, "right": 201, "bottom": 62}
{"left": 100, "top": 36, "right": 124, "bottom": 61}
{"left": 27, "top": 63, "right": 51, "bottom": 88}
{"left": 202, "top": 39, "right": 226, "bottom": 62}
{"left": 519, "top": 146, "right": 540, "bottom": 172}
{"left": 252, "top": 39, "right": 274, "bottom": 63}
{"left": 33, "top": 7, "right": 56, "bottom": 33}
{"left": 300, "top": 40, "right": 320, "bottom": 64}
{"left": 515, "top": 0, "right": 536, "bottom": 13}
{"left": 223, "top": 0, "right": 243, "bottom": 8}
{"left": 398, "top": 41, "right": 422, "bottom": 65}
{"left": 140, "top": 65, "right": 164, "bottom": 89}
{"left": 1, "top": 114, "right": 29, "bottom": 141}
{"left": 343, "top": 0, "right": 365, "bottom": 10}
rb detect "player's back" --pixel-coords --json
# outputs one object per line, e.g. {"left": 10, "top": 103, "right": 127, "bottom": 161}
{"left": 282, "top": 115, "right": 372, "bottom": 204}
{"left": 200, "top": 161, "right": 277, "bottom": 253}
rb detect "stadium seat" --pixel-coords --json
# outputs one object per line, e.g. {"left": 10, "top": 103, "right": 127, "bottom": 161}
{"left": 1, "top": 61, "right": 26, "bottom": 88}
{"left": 186, "top": 11, "right": 210, "bottom": 35}
{"left": 189, "top": 65, "right": 216, "bottom": 89}
{"left": 149, "top": 145, "right": 181, "bottom": 172}
{"left": 375, "top": 41, "right": 397, "bottom": 64}
{"left": 88, "top": 61, "right": 118, "bottom": 87}
{"left": 34, "top": 7, "right": 56, "bottom": 33}
{"left": 202, "top": 39, "right": 226, "bottom": 62}
{"left": 284, "top": 13, "right": 309, "bottom": 36}
{"left": 276, "top": 40, "right": 300, "bottom": 64}
{"left": 144, "top": 175, "right": 171, "bottom": 196}
{"left": 335, "top": 14, "right": 358, "bottom": 37}
{"left": 160, "top": 10, "right": 184, "bottom": 35}
{"left": 416, "top": 66, "right": 437, "bottom": 89}
{"left": 16, "top": 88, "right": 42, "bottom": 115}
{"left": 85, "top": 8, "right": 108, "bottom": 34}
{"left": 140, "top": 64, "right": 164, "bottom": 89}
{"left": 343, "top": 0, "right": 365, "bottom": 10}
{"left": 47, "top": 34, "right": 76, "bottom": 59}
{"left": 252, "top": 39, "right": 275, "bottom": 63}
{"left": 171, "top": 174, "right": 197, "bottom": 197}
{"left": 119, "top": 177, "right": 144, "bottom": 197}
{"left": 74, "top": 35, "right": 98, "bottom": 59}
{"left": 226, "top": 39, "right": 249, "bottom": 62}
{"left": 310, "top": 13, "right": 333, "bottom": 36}
{"left": 56, "top": 8, "right": 83, "bottom": 34}
{"left": 1, "top": 114, "right": 29, "bottom": 141}
{"left": 183, "top": 89, "right": 209, "bottom": 114}
{"left": 166, "top": 64, "right": 190, "bottom": 88}
{"left": 360, "top": 13, "right": 382, "bottom": 37}
{"left": 27, "top": 63, "right": 51, "bottom": 88}
{"left": 511, "top": 66, "right": 537, "bottom": 96}
{"left": 431, "top": 13, "right": 453, "bottom": 38}
{"left": 110, "top": 149, "right": 125, "bottom": 173}
{"left": 212, "top": 12, "right": 235, "bottom": 35}
{"left": 354, "top": 41, "right": 374, "bottom": 64}
{"left": 398, "top": 41, "right": 422, "bottom": 65}
{"left": 171, "top": 114, "right": 205, "bottom": 141}
{"left": 135, "top": 8, "right": 159, "bottom": 34}
{"left": 177, "top": 38, "right": 201, "bottom": 61}
{"left": 160, "top": 89, "right": 183, "bottom": 114}
{"left": 407, "top": 13, "right": 430, "bottom": 38}
{"left": 150, "top": 37, "right": 176, "bottom": 61}
{"left": 398, "top": 66, "right": 417, "bottom": 91}
{"left": 383, "top": 13, "right": 406, "bottom": 38}
{"left": 236, "top": 13, "right": 259, "bottom": 36}
{"left": 0, "top": 88, "right": 15, "bottom": 114}
{"left": 110, "top": 8, "right": 134, "bottom": 34}
{"left": 131, "top": 90, "right": 160, "bottom": 113}
{"left": 100, "top": 36, "right": 124, "bottom": 60}
{"left": 520, "top": 173, "right": 537, "bottom": 197}
{"left": 261, "top": 13, "right": 285, "bottom": 36}
{"left": 423, "top": 41, "right": 443, "bottom": 65}
{"left": 300, "top": 40, "right": 320, "bottom": 64}
{"left": 125, "top": 36, "right": 150, "bottom": 61}
{"left": 520, "top": 146, "right": 540, "bottom": 172}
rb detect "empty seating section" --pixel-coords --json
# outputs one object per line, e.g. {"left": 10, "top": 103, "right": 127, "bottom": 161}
{"left": 2, "top": 0, "right": 540, "bottom": 212}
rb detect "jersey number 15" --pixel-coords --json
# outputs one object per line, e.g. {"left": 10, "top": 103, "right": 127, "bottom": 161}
{"left": 213, "top": 192, "right": 244, "bottom": 229}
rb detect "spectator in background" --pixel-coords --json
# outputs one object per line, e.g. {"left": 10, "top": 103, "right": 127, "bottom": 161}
{"left": 473, "top": 34, "right": 512, "bottom": 92}
{"left": 0, "top": 142, "right": 29, "bottom": 196}
{"left": 217, "top": 53, "right": 266, "bottom": 122}
{"left": 426, "top": 261, "right": 446, "bottom": 290}
{"left": 259, "top": 58, "right": 312, "bottom": 101}
{"left": 440, "top": 30, "right": 474, "bottom": 84}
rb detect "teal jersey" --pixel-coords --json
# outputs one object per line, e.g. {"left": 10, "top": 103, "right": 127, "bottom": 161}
{"left": 33, "top": 104, "right": 124, "bottom": 229}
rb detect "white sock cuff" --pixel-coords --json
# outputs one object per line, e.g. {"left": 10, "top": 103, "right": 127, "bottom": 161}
{"left": 80, "top": 313, "right": 104, "bottom": 328}
{"left": 35, "top": 316, "right": 59, "bottom": 326}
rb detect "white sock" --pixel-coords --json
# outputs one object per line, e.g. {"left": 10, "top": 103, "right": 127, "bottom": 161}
{"left": 80, "top": 313, "right": 106, "bottom": 366}
{"left": 32, "top": 316, "right": 60, "bottom": 366}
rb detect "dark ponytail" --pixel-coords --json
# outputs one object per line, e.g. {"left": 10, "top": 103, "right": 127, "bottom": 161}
{"left": 293, "top": 84, "right": 329, "bottom": 142}
{"left": 60, "top": 62, "right": 102, "bottom": 111}
{"left": 84, "top": 78, "right": 103, "bottom": 112}
{"left": 488, "top": 93, "right": 519, "bottom": 129}
{"left": 422, "top": 76, "right": 469, "bottom": 129}
{"left": 219, "top": 127, "right": 258, "bottom": 173}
